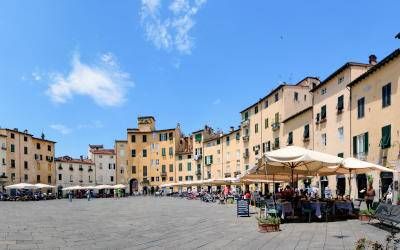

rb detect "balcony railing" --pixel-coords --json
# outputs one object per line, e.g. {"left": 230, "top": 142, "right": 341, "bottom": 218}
{"left": 1, "top": 146, "right": 6, "bottom": 150}
{"left": 241, "top": 119, "right": 250, "bottom": 127}
{"left": 161, "top": 172, "right": 167, "bottom": 177}
{"left": 272, "top": 122, "right": 280, "bottom": 131}
{"left": 242, "top": 135, "right": 249, "bottom": 141}
{"left": 196, "top": 170, "right": 202, "bottom": 176}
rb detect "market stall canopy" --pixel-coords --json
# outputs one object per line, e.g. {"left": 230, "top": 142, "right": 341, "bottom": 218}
{"left": 34, "top": 183, "right": 55, "bottom": 189}
{"left": 5, "top": 183, "right": 37, "bottom": 189}
{"left": 113, "top": 184, "right": 127, "bottom": 189}
{"left": 82, "top": 186, "right": 96, "bottom": 190}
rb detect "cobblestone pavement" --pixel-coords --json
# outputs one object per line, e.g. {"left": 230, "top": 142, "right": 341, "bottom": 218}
{"left": 0, "top": 197, "right": 389, "bottom": 250}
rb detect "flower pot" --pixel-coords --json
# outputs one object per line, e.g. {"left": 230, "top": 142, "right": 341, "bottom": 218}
{"left": 359, "top": 214, "right": 370, "bottom": 222}
{"left": 258, "top": 223, "right": 280, "bottom": 233}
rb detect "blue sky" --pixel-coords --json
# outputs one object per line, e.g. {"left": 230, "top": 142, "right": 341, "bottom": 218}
{"left": 0, "top": 0, "right": 399, "bottom": 157}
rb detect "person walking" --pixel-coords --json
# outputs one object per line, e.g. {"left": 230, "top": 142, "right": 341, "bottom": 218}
{"left": 365, "top": 182, "right": 376, "bottom": 210}
{"left": 86, "top": 189, "right": 91, "bottom": 201}
{"left": 68, "top": 191, "right": 72, "bottom": 202}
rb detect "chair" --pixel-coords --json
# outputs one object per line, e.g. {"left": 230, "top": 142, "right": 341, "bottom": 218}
{"left": 320, "top": 202, "right": 332, "bottom": 222}
{"left": 265, "top": 199, "right": 278, "bottom": 217}
{"left": 302, "top": 202, "right": 313, "bottom": 223}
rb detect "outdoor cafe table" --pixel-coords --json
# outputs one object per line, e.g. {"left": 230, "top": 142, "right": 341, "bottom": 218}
{"left": 277, "top": 201, "right": 293, "bottom": 219}
{"left": 300, "top": 200, "right": 323, "bottom": 219}
{"left": 332, "top": 200, "right": 353, "bottom": 216}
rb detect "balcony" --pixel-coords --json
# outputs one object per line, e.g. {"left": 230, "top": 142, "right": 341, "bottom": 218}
{"left": 88, "top": 168, "right": 93, "bottom": 172}
{"left": 271, "top": 122, "right": 280, "bottom": 131}
{"left": 303, "top": 137, "right": 310, "bottom": 143}
{"left": 224, "top": 173, "right": 232, "bottom": 178}
{"left": 1, "top": 146, "right": 6, "bottom": 150}
{"left": 234, "top": 171, "right": 241, "bottom": 177}
{"left": 241, "top": 119, "right": 250, "bottom": 128}
{"left": 196, "top": 170, "right": 202, "bottom": 176}
{"left": 243, "top": 152, "right": 249, "bottom": 159}
{"left": 69, "top": 167, "right": 74, "bottom": 171}
{"left": 161, "top": 172, "right": 167, "bottom": 177}
{"left": 242, "top": 135, "right": 249, "bottom": 141}
{"left": 194, "top": 154, "right": 202, "bottom": 161}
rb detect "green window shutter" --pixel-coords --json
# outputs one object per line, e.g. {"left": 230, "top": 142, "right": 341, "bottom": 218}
{"left": 364, "top": 132, "right": 369, "bottom": 153}
{"left": 381, "top": 125, "right": 391, "bottom": 149}
{"left": 195, "top": 134, "right": 202, "bottom": 142}
{"left": 353, "top": 136, "right": 357, "bottom": 155}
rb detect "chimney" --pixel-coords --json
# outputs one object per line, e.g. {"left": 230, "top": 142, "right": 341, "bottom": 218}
{"left": 230, "top": 126, "right": 234, "bottom": 132}
{"left": 369, "top": 54, "right": 377, "bottom": 65}
{"left": 80, "top": 155, "right": 83, "bottom": 160}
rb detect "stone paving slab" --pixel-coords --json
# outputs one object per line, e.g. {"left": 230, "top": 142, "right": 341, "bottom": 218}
{"left": 0, "top": 197, "right": 390, "bottom": 249}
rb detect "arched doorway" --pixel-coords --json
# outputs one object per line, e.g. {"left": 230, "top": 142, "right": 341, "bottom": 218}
{"left": 129, "top": 179, "right": 138, "bottom": 194}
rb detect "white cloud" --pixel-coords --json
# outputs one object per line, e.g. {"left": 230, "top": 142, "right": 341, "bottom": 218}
{"left": 213, "top": 98, "right": 221, "bottom": 105}
{"left": 32, "top": 71, "right": 42, "bottom": 81}
{"left": 46, "top": 52, "right": 133, "bottom": 107}
{"left": 77, "top": 120, "right": 104, "bottom": 130}
{"left": 50, "top": 124, "right": 72, "bottom": 135}
{"left": 140, "top": 0, "right": 206, "bottom": 54}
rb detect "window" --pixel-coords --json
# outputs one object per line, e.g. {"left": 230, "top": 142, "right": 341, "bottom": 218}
{"left": 235, "top": 132, "right": 240, "bottom": 140}
{"left": 24, "top": 136, "right": 27, "bottom": 142}
{"left": 179, "top": 176, "right": 183, "bottom": 181}
{"left": 169, "top": 147, "right": 173, "bottom": 156}
{"left": 162, "top": 165, "right": 166, "bottom": 173}
{"left": 47, "top": 145, "right": 51, "bottom": 151}
{"left": 37, "top": 175, "right": 40, "bottom": 182}
{"left": 142, "top": 135, "right": 147, "bottom": 142}
{"left": 195, "top": 133, "right": 202, "bottom": 142}
{"left": 24, "top": 147, "right": 28, "bottom": 155}
{"left": 274, "top": 138, "right": 279, "bottom": 149}
{"left": 169, "top": 164, "right": 173, "bottom": 172}
{"left": 357, "top": 97, "right": 365, "bottom": 118}
{"left": 161, "top": 148, "right": 166, "bottom": 156}
{"left": 131, "top": 149, "right": 136, "bottom": 157}
{"left": 11, "top": 159, "right": 15, "bottom": 168}
{"left": 274, "top": 93, "right": 279, "bottom": 102}
{"left": 11, "top": 173, "right": 15, "bottom": 181}
{"left": 255, "top": 124, "right": 259, "bottom": 134}
{"left": 169, "top": 177, "right": 173, "bottom": 181}
{"left": 320, "top": 105, "right": 327, "bottom": 120}
{"left": 178, "top": 155, "right": 182, "bottom": 160}
{"left": 380, "top": 125, "right": 391, "bottom": 149}
{"left": 110, "top": 176, "right": 114, "bottom": 182}
{"left": 321, "top": 88, "right": 327, "bottom": 95}
{"left": 10, "top": 133, "right": 14, "bottom": 139}
{"left": 142, "top": 149, "right": 147, "bottom": 157}
{"left": 226, "top": 136, "right": 230, "bottom": 146}
{"left": 205, "top": 155, "right": 213, "bottom": 165}
{"left": 337, "top": 153, "right": 344, "bottom": 158}
{"left": 143, "top": 166, "right": 148, "bottom": 176}
{"left": 321, "top": 133, "right": 327, "bottom": 146}
{"left": 24, "top": 161, "right": 28, "bottom": 169}
{"left": 264, "top": 118, "right": 268, "bottom": 129}
{"left": 24, "top": 174, "right": 28, "bottom": 182}
{"left": 264, "top": 100, "right": 268, "bottom": 108}
{"left": 255, "top": 105, "right": 258, "bottom": 114}
{"left": 243, "top": 111, "right": 249, "bottom": 121}
{"left": 294, "top": 92, "right": 298, "bottom": 101}
{"left": 168, "top": 132, "right": 173, "bottom": 140}
{"left": 187, "top": 162, "right": 192, "bottom": 171}
{"left": 338, "top": 127, "right": 344, "bottom": 143}
{"left": 58, "top": 174, "right": 62, "bottom": 181}
{"left": 338, "top": 76, "right": 344, "bottom": 84}
{"left": 216, "top": 138, "right": 220, "bottom": 145}
{"left": 132, "top": 166, "right": 136, "bottom": 174}
{"left": 353, "top": 132, "right": 368, "bottom": 156}
{"left": 131, "top": 135, "right": 136, "bottom": 142}
{"left": 151, "top": 177, "right": 155, "bottom": 182}
{"left": 303, "top": 124, "right": 310, "bottom": 139}
{"left": 159, "top": 133, "right": 168, "bottom": 141}
{"left": 337, "top": 95, "right": 344, "bottom": 112}
{"left": 274, "top": 113, "right": 279, "bottom": 123}
{"left": 10, "top": 144, "right": 15, "bottom": 153}
{"left": 382, "top": 83, "right": 391, "bottom": 108}
{"left": 179, "top": 163, "right": 182, "bottom": 171}
{"left": 36, "top": 143, "right": 40, "bottom": 149}
{"left": 287, "top": 132, "right": 293, "bottom": 145}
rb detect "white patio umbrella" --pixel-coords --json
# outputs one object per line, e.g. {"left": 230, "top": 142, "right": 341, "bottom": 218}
{"left": 203, "top": 177, "right": 240, "bottom": 185}
{"left": 326, "top": 157, "right": 395, "bottom": 196}
{"left": 113, "top": 184, "right": 126, "bottom": 189}
{"left": 94, "top": 184, "right": 113, "bottom": 190}
{"left": 5, "top": 183, "right": 37, "bottom": 189}
{"left": 34, "top": 183, "right": 55, "bottom": 189}
{"left": 260, "top": 146, "right": 343, "bottom": 187}
{"left": 82, "top": 186, "right": 96, "bottom": 190}
{"left": 62, "top": 185, "right": 83, "bottom": 191}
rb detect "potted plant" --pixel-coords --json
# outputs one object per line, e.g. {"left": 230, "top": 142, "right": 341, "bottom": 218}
{"left": 257, "top": 216, "right": 280, "bottom": 233}
{"left": 358, "top": 209, "right": 374, "bottom": 221}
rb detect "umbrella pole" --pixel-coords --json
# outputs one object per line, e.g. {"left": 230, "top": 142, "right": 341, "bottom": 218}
{"left": 348, "top": 169, "right": 352, "bottom": 199}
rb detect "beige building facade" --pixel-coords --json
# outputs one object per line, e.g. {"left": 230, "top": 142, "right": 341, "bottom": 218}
{"left": 349, "top": 49, "right": 400, "bottom": 201}
{"left": 88, "top": 145, "right": 116, "bottom": 185}
{"left": 0, "top": 128, "right": 56, "bottom": 187}
{"left": 55, "top": 156, "right": 95, "bottom": 189}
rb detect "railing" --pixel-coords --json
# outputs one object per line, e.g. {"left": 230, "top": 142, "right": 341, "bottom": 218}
{"left": 242, "top": 135, "right": 249, "bottom": 141}
{"left": 272, "top": 122, "right": 280, "bottom": 131}
{"left": 161, "top": 172, "right": 167, "bottom": 177}
{"left": 196, "top": 170, "right": 202, "bottom": 176}
{"left": 241, "top": 119, "right": 250, "bottom": 127}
